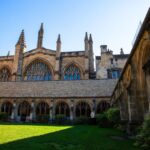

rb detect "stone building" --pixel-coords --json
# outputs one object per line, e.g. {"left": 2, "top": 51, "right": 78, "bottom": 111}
{"left": 111, "top": 8, "right": 150, "bottom": 133}
{"left": 96, "top": 45, "right": 129, "bottom": 79}
{"left": 0, "top": 24, "right": 118, "bottom": 122}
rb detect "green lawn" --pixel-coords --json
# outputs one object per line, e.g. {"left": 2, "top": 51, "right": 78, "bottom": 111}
{"left": 0, "top": 123, "right": 139, "bottom": 150}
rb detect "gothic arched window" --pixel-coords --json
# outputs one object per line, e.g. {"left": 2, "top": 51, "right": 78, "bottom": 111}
{"left": 24, "top": 60, "right": 52, "bottom": 81}
{"left": 76, "top": 101, "right": 91, "bottom": 117}
{"left": 0, "top": 67, "right": 11, "bottom": 82}
{"left": 64, "top": 64, "right": 81, "bottom": 80}
{"left": 56, "top": 102, "right": 70, "bottom": 117}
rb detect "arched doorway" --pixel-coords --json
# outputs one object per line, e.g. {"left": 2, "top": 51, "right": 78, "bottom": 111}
{"left": 55, "top": 102, "right": 70, "bottom": 117}
{"left": 76, "top": 101, "right": 91, "bottom": 117}
{"left": 96, "top": 101, "right": 110, "bottom": 114}
{"left": 1, "top": 102, "right": 13, "bottom": 116}
{"left": 18, "top": 101, "right": 31, "bottom": 122}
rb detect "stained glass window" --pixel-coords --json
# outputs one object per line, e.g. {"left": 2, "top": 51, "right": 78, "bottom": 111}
{"left": 24, "top": 60, "right": 52, "bottom": 81}
{"left": 64, "top": 64, "right": 81, "bottom": 80}
{"left": 0, "top": 68, "right": 11, "bottom": 82}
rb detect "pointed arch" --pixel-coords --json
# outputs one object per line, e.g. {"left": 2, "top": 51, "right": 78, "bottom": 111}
{"left": 18, "top": 101, "right": 31, "bottom": 121}
{"left": 64, "top": 62, "right": 83, "bottom": 80}
{"left": 0, "top": 66, "right": 11, "bottom": 82}
{"left": 36, "top": 101, "right": 49, "bottom": 115}
{"left": 55, "top": 101, "right": 70, "bottom": 117}
{"left": 1, "top": 101, "right": 13, "bottom": 115}
{"left": 75, "top": 101, "right": 91, "bottom": 117}
{"left": 23, "top": 58, "right": 53, "bottom": 81}
{"left": 96, "top": 101, "right": 110, "bottom": 114}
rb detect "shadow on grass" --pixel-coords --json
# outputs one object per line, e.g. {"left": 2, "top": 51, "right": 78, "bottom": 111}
{"left": 0, "top": 124, "right": 139, "bottom": 150}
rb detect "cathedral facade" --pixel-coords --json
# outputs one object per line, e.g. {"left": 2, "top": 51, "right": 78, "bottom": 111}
{"left": 0, "top": 23, "right": 127, "bottom": 122}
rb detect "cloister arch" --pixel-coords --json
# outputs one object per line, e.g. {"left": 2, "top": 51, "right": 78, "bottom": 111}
{"left": 36, "top": 101, "right": 49, "bottom": 116}
{"left": 75, "top": 101, "right": 91, "bottom": 117}
{"left": 55, "top": 101, "right": 70, "bottom": 117}
{"left": 18, "top": 101, "right": 31, "bottom": 121}
{"left": 1, "top": 101, "right": 13, "bottom": 116}
{"left": 96, "top": 101, "right": 110, "bottom": 114}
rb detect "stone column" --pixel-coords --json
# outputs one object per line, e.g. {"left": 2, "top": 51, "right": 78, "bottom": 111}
{"left": 30, "top": 101, "right": 35, "bottom": 121}
{"left": 146, "top": 70, "right": 150, "bottom": 112}
{"left": 50, "top": 101, "right": 53, "bottom": 121}
{"left": 11, "top": 101, "right": 17, "bottom": 121}
{"left": 119, "top": 91, "right": 129, "bottom": 122}
{"left": 49, "top": 99, "right": 55, "bottom": 122}
{"left": 70, "top": 100, "right": 74, "bottom": 121}
{"left": 91, "top": 98, "right": 96, "bottom": 118}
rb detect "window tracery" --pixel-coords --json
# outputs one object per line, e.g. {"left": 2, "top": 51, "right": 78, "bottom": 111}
{"left": 24, "top": 60, "right": 52, "bottom": 81}
{"left": 0, "top": 68, "right": 11, "bottom": 81}
{"left": 64, "top": 64, "right": 81, "bottom": 80}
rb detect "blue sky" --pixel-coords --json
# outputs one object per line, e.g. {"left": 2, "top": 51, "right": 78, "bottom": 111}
{"left": 0, "top": 0, "right": 149, "bottom": 57}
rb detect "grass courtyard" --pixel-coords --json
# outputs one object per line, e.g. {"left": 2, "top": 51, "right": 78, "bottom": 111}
{"left": 0, "top": 123, "right": 139, "bottom": 150}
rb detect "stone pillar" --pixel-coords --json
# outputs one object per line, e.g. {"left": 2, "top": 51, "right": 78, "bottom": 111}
{"left": 146, "top": 69, "right": 150, "bottom": 112}
{"left": 70, "top": 100, "right": 74, "bottom": 121}
{"left": 50, "top": 101, "right": 53, "bottom": 121}
{"left": 54, "top": 34, "right": 61, "bottom": 80}
{"left": 84, "top": 32, "right": 89, "bottom": 79}
{"left": 91, "top": 98, "right": 96, "bottom": 118}
{"left": 30, "top": 101, "right": 35, "bottom": 121}
{"left": 49, "top": 99, "right": 55, "bottom": 122}
{"left": 11, "top": 101, "right": 17, "bottom": 121}
{"left": 119, "top": 91, "right": 129, "bottom": 122}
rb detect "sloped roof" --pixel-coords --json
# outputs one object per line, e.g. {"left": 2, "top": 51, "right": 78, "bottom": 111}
{"left": 0, "top": 79, "right": 117, "bottom": 98}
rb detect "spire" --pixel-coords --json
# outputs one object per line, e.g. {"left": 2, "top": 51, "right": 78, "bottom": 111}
{"left": 37, "top": 23, "right": 44, "bottom": 48}
{"left": 16, "top": 30, "right": 26, "bottom": 47}
{"left": 89, "top": 34, "right": 93, "bottom": 43}
{"left": 120, "top": 48, "right": 124, "bottom": 55}
{"left": 57, "top": 34, "right": 61, "bottom": 43}
{"left": 84, "top": 32, "right": 89, "bottom": 51}
{"left": 84, "top": 32, "right": 88, "bottom": 41}
{"left": 56, "top": 34, "right": 61, "bottom": 54}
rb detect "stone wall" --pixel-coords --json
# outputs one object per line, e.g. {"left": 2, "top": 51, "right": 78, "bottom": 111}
{"left": 111, "top": 8, "right": 150, "bottom": 133}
